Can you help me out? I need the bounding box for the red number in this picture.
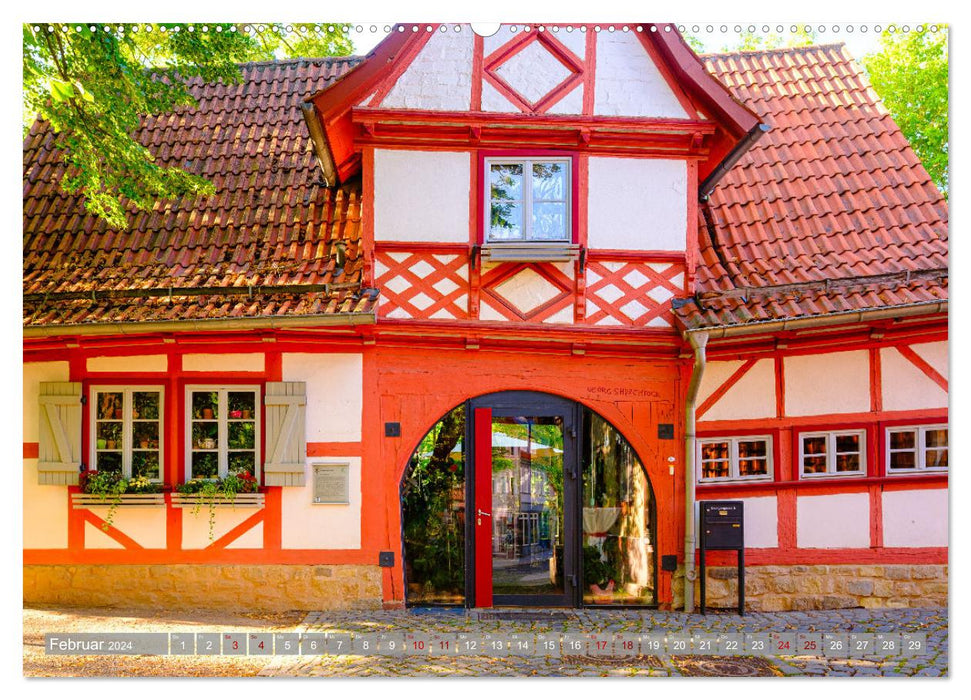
[233,641,239,650]
[778,640,790,650]
[597,641,607,650]
[623,641,633,650]
[414,641,425,650]
[258,641,264,650]
[804,641,816,650]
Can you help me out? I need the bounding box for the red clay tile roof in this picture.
[23,57,373,330]
[674,44,948,331]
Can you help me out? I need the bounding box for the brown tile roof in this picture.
[675,44,948,331]
[23,57,373,330]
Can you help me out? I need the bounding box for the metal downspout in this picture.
[683,330,709,612]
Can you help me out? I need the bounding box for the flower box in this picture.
[71,493,166,509]
[170,492,265,509]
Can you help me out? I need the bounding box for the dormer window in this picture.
[486,157,572,243]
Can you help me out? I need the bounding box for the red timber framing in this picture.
[693,328,948,569]
[307,23,759,185]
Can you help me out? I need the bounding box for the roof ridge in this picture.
[701,42,847,59]
[235,56,364,68]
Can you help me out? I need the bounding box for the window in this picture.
[186,386,260,480]
[89,387,164,481]
[486,158,571,242]
[887,425,948,473]
[799,430,866,478]
[698,436,773,482]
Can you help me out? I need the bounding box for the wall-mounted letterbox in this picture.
[701,500,744,550]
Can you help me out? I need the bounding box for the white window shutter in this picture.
[37,382,82,485]
[263,381,307,486]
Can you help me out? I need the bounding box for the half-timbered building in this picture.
[23,24,948,611]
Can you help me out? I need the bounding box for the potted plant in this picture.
[175,471,259,541]
[106,439,116,450]
[202,408,214,419]
[96,438,106,450]
[78,471,162,530]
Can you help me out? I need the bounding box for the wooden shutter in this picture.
[37,382,82,485]
[263,381,307,486]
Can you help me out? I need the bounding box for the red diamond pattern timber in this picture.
[479,262,575,323]
[374,251,470,320]
[584,260,686,328]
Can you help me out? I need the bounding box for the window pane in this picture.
[890,451,916,470]
[132,391,160,420]
[701,442,729,460]
[133,421,159,448]
[97,451,122,474]
[532,162,566,200]
[702,460,730,479]
[835,453,860,472]
[890,430,916,450]
[739,459,767,477]
[96,392,124,420]
[192,422,218,450]
[802,455,826,474]
[925,429,948,448]
[97,421,122,449]
[192,452,219,479]
[926,448,948,468]
[228,421,255,450]
[803,436,826,455]
[738,440,767,459]
[835,434,860,453]
[530,201,568,240]
[131,451,160,480]
[228,453,256,477]
[192,391,219,419]
[490,201,523,240]
[490,163,523,200]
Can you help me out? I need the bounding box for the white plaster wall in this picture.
[23,459,68,549]
[281,353,363,442]
[553,29,587,61]
[911,341,948,379]
[694,496,777,549]
[81,507,167,548]
[182,353,264,373]
[546,84,584,115]
[282,457,362,549]
[881,346,948,411]
[373,149,470,244]
[87,354,167,373]
[784,351,870,416]
[24,361,70,442]
[701,358,776,421]
[587,157,687,251]
[882,489,948,548]
[594,32,689,118]
[481,81,519,112]
[740,497,778,548]
[381,27,473,111]
[796,493,870,549]
[182,508,263,549]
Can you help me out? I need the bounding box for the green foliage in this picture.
[80,470,162,530]
[177,471,259,540]
[862,28,949,196]
[402,407,466,603]
[23,23,353,229]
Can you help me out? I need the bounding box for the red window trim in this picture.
[696,427,781,485]
[476,149,580,246]
[791,421,877,482]
[877,416,949,478]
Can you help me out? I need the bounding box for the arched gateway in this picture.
[401,391,656,608]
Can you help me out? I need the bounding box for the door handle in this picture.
[477,509,492,518]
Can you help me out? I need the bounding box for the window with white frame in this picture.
[186,386,260,480]
[886,425,948,473]
[799,430,866,477]
[90,387,164,481]
[698,436,773,482]
[486,158,571,242]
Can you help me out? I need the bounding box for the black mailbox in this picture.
[699,500,745,615]
[701,500,744,550]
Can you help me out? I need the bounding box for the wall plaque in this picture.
[313,463,350,504]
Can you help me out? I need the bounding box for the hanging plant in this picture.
[175,471,259,541]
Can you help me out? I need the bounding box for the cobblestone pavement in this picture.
[258,607,948,678]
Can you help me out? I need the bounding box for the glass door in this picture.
[472,393,577,607]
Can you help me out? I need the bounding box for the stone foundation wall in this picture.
[672,564,948,612]
[24,564,383,612]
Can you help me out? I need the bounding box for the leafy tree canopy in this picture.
[23,23,353,229]
[862,28,949,197]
